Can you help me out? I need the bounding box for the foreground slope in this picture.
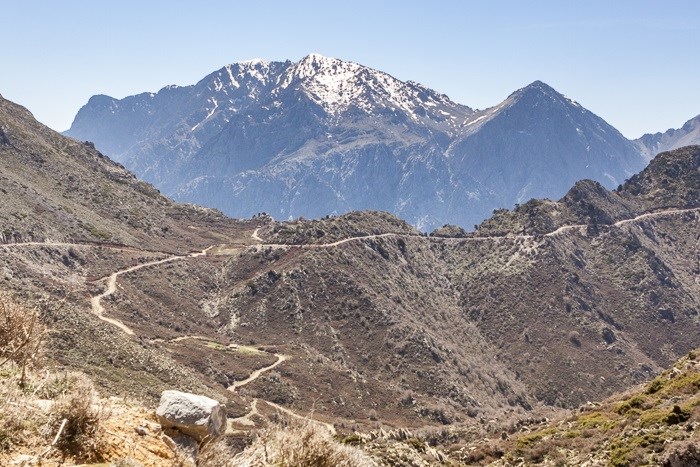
[66,55,646,230]
[464,349,700,466]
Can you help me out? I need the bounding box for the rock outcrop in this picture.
[156,390,226,442]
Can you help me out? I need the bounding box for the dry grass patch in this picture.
[47,373,108,461]
[0,290,45,387]
[208,419,376,466]
[0,367,109,463]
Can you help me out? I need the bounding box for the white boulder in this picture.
[156,390,226,442]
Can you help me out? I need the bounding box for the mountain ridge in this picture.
[65,54,647,230]
[635,113,700,160]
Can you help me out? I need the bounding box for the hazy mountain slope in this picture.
[448,81,645,208]
[66,55,646,230]
[635,114,700,160]
[476,145,700,236]
[65,60,290,188]
[152,54,485,230]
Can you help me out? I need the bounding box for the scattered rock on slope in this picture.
[156,390,226,442]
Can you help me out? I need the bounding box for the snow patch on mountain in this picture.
[276,54,469,126]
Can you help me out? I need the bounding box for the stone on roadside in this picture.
[155,390,226,442]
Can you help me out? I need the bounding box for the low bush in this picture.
[47,374,108,460]
[227,420,376,466]
[0,291,45,387]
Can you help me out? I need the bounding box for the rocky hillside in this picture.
[636,113,700,160]
[2,94,700,442]
[460,349,700,466]
[65,55,647,230]
[0,94,245,252]
[475,145,700,236]
[104,147,699,429]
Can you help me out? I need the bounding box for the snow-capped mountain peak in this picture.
[220,59,277,90]
[65,58,646,232]
[277,54,472,125]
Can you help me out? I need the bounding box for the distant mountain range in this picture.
[65,54,693,230]
[635,113,700,160]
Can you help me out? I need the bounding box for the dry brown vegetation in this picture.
[0,292,110,463]
[461,349,700,466]
[0,290,45,387]
[0,363,176,466]
[46,373,108,460]
[202,420,376,466]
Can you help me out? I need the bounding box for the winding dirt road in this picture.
[251,206,700,249]
[1,206,695,336]
[227,353,289,391]
[6,206,693,334]
[89,246,214,334]
[228,399,259,428]
[2,205,696,435]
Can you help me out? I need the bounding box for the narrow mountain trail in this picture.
[613,207,699,227]
[228,399,259,428]
[89,246,215,334]
[540,206,700,238]
[252,206,700,248]
[151,335,328,433]
[227,398,336,434]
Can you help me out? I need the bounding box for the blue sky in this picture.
[2,0,698,137]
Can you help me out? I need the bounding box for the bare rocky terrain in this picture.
[636,113,700,160]
[1,93,700,464]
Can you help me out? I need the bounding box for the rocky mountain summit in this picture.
[66,54,647,230]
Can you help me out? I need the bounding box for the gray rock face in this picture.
[155,390,226,442]
[635,114,700,160]
[447,81,645,206]
[66,55,647,230]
